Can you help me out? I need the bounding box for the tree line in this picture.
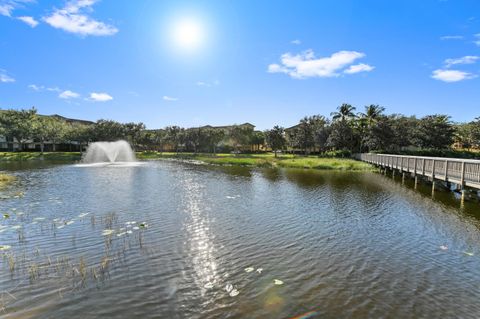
[1,105,480,156]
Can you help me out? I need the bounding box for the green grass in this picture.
[0,151,373,171]
[0,173,15,187]
[136,151,374,171]
[0,152,81,162]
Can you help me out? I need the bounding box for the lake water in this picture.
[1,160,480,318]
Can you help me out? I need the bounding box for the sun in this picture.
[172,19,204,50]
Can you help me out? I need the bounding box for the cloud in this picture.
[17,15,38,27]
[444,55,479,67]
[29,84,61,92]
[0,0,32,17]
[0,69,15,83]
[344,63,375,74]
[59,90,80,99]
[163,96,178,101]
[475,33,480,47]
[196,80,220,87]
[431,69,477,82]
[90,92,113,101]
[47,86,60,92]
[0,4,13,16]
[291,39,301,45]
[268,49,372,79]
[28,84,44,91]
[43,0,118,36]
[440,35,464,40]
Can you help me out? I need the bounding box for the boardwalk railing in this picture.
[357,153,480,190]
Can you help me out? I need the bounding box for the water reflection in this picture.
[179,173,219,300]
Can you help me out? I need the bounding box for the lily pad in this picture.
[229,289,239,297]
[244,267,254,273]
[273,279,284,285]
[0,245,11,251]
[256,268,263,274]
[204,282,214,289]
[102,229,114,236]
[463,251,474,256]
[139,222,148,229]
[225,283,233,292]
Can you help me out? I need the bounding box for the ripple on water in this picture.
[1,161,480,318]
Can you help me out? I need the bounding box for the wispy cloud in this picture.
[163,96,178,101]
[344,63,375,74]
[90,92,113,101]
[43,0,118,36]
[0,0,32,17]
[59,90,80,99]
[0,69,15,83]
[475,33,480,47]
[431,69,477,82]
[17,15,38,27]
[28,84,61,92]
[444,55,479,68]
[196,80,220,87]
[291,39,301,45]
[268,49,373,79]
[28,84,43,91]
[440,35,464,40]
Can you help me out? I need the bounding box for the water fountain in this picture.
[82,140,137,165]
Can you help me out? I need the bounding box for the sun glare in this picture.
[172,19,204,50]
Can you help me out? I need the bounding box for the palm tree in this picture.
[330,103,356,122]
[359,104,385,125]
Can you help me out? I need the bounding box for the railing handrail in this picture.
[360,153,480,164]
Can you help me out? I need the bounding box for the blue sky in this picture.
[0,0,479,130]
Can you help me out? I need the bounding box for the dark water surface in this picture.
[1,160,480,318]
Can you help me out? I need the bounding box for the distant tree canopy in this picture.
[0,104,478,156]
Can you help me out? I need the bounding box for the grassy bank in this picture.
[0,152,82,162]
[0,173,15,187]
[137,152,374,171]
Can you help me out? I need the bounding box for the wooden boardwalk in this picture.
[357,153,480,191]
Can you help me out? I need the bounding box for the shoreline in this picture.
[136,152,374,171]
[0,151,374,171]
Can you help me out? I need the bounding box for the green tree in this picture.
[33,116,68,153]
[250,131,265,152]
[93,120,126,141]
[65,123,94,153]
[327,120,357,151]
[165,126,185,153]
[412,115,454,149]
[185,128,204,153]
[203,128,224,154]
[124,122,146,150]
[229,125,253,153]
[265,126,286,157]
[330,103,356,122]
[0,108,37,151]
[362,117,395,152]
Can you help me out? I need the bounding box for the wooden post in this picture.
[422,158,426,176]
[444,160,448,181]
[414,158,417,175]
[432,159,436,179]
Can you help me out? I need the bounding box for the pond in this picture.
[1,160,480,318]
